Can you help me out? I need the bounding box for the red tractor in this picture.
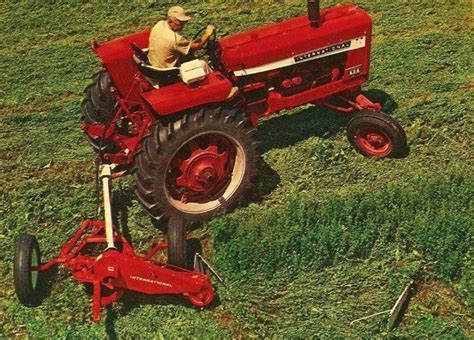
[82,0,407,224]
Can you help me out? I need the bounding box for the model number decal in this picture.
[347,65,362,76]
[294,41,351,62]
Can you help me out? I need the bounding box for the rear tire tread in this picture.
[133,106,259,223]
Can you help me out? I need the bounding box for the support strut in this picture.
[100,164,116,250]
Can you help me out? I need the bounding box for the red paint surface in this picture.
[219,4,372,71]
[141,72,233,116]
[85,2,379,166]
[35,220,214,321]
[94,29,150,101]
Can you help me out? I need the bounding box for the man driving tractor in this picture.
[148,5,215,68]
[148,5,239,97]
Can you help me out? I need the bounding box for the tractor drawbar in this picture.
[308,0,321,27]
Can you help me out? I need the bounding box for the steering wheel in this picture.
[192,26,217,59]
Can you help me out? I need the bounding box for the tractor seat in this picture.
[130,43,180,86]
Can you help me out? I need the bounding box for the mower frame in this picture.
[16,165,214,321]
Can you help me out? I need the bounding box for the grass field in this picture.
[0,0,473,338]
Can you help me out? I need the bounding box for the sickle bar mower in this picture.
[13,165,214,321]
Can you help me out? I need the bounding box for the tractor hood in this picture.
[219,4,372,73]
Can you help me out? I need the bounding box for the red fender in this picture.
[141,71,233,116]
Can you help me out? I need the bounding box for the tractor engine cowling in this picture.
[219,4,372,94]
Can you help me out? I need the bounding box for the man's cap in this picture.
[168,6,191,22]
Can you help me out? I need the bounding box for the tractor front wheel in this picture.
[133,106,259,224]
[347,110,408,158]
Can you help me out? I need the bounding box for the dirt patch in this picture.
[411,280,469,318]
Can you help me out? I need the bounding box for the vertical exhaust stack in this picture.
[308,0,321,27]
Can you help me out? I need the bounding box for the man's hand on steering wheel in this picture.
[205,25,215,37]
[191,25,217,59]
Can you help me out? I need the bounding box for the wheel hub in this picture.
[170,136,233,202]
[178,152,225,192]
[356,128,392,157]
[189,283,214,307]
[366,132,385,147]
[196,167,217,186]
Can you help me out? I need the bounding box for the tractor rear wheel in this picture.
[81,70,118,152]
[133,106,259,224]
[347,110,408,158]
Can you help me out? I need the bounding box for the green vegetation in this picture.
[1,0,472,337]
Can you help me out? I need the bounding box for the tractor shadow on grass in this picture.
[105,287,222,339]
[254,104,346,200]
[255,89,398,195]
[106,192,221,338]
[257,89,397,153]
[103,245,222,339]
[257,105,347,153]
[111,185,135,245]
[362,89,398,114]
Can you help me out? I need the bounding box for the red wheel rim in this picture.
[189,284,214,307]
[354,127,392,157]
[165,133,245,214]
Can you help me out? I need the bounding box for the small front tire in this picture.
[347,110,408,158]
[14,234,42,306]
